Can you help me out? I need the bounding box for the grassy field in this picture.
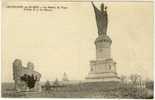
[1,82,153,98]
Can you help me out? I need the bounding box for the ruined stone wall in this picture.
[13,59,41,92]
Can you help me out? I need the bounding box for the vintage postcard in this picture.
[1,0,154,98]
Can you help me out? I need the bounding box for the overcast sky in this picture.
[2,1,153,82]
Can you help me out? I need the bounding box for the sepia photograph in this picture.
[1,0,154,98]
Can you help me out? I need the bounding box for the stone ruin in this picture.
[13,59,41,92]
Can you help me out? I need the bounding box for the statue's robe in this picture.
[92,2,108,35]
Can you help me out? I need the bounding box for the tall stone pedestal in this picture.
[86,35,120,82]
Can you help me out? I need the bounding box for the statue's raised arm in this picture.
[91,2,108,36]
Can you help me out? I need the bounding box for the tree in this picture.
[120,75,127,84]
[130,74,140,84]
[20,74,37,89]
[53,78,60,86]
[62,72,69,81]
[44,80,51,92]
[120,75,127,89]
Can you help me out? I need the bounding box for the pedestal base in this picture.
[85,59,120,82]
[85,72,120,82]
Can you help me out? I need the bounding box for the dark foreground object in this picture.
[2,82,153,98]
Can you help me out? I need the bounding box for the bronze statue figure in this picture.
[91,2,108,36]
